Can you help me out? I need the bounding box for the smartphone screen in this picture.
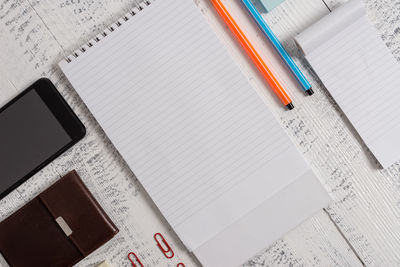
[0,79,85,198]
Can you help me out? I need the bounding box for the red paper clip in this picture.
[177,263,186,267]
[154,233,174,259]
[128,252,144,267]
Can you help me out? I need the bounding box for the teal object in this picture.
[241,0,313,94]
[259,0,286,12]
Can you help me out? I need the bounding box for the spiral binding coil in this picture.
[65,0,153,63]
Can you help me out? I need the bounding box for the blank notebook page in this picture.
[60,0,313,250]
[295,0,400,168]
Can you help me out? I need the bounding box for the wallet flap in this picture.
[0,198,82,267]
[39,170,118,256]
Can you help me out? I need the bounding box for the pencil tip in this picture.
[286,103,294,110]
[306,88,314,95]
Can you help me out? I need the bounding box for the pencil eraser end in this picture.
[97,260,114,267]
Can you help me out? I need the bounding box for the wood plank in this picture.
[243,211,363,266]
[262,0,400,265]
[27,0,135,52]
[0,0,362,266]
[34,0,362,266]
[0,0,391,265]
[0,69,17,106]
[0,1,197,266]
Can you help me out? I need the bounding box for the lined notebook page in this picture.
[60,0,313,250]
[295,0,400,168]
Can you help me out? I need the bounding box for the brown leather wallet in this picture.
[0,170,118,267]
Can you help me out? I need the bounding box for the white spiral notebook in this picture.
[59,0,331,266]
[295,0,400,168]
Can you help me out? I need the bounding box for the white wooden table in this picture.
[1,0,400,266]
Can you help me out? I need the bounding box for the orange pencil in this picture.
[210,0,294,110]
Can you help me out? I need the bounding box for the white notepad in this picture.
[295,0,400,168]
[59,0,330,266]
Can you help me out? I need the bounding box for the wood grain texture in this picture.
[0,1,198,266]
[262,0,400,265]
[0,0,399,266]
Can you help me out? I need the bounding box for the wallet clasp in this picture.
[56,216,73,236]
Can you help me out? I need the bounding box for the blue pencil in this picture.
[240,0,314,95]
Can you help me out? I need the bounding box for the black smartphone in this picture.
[0,78,86,199]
